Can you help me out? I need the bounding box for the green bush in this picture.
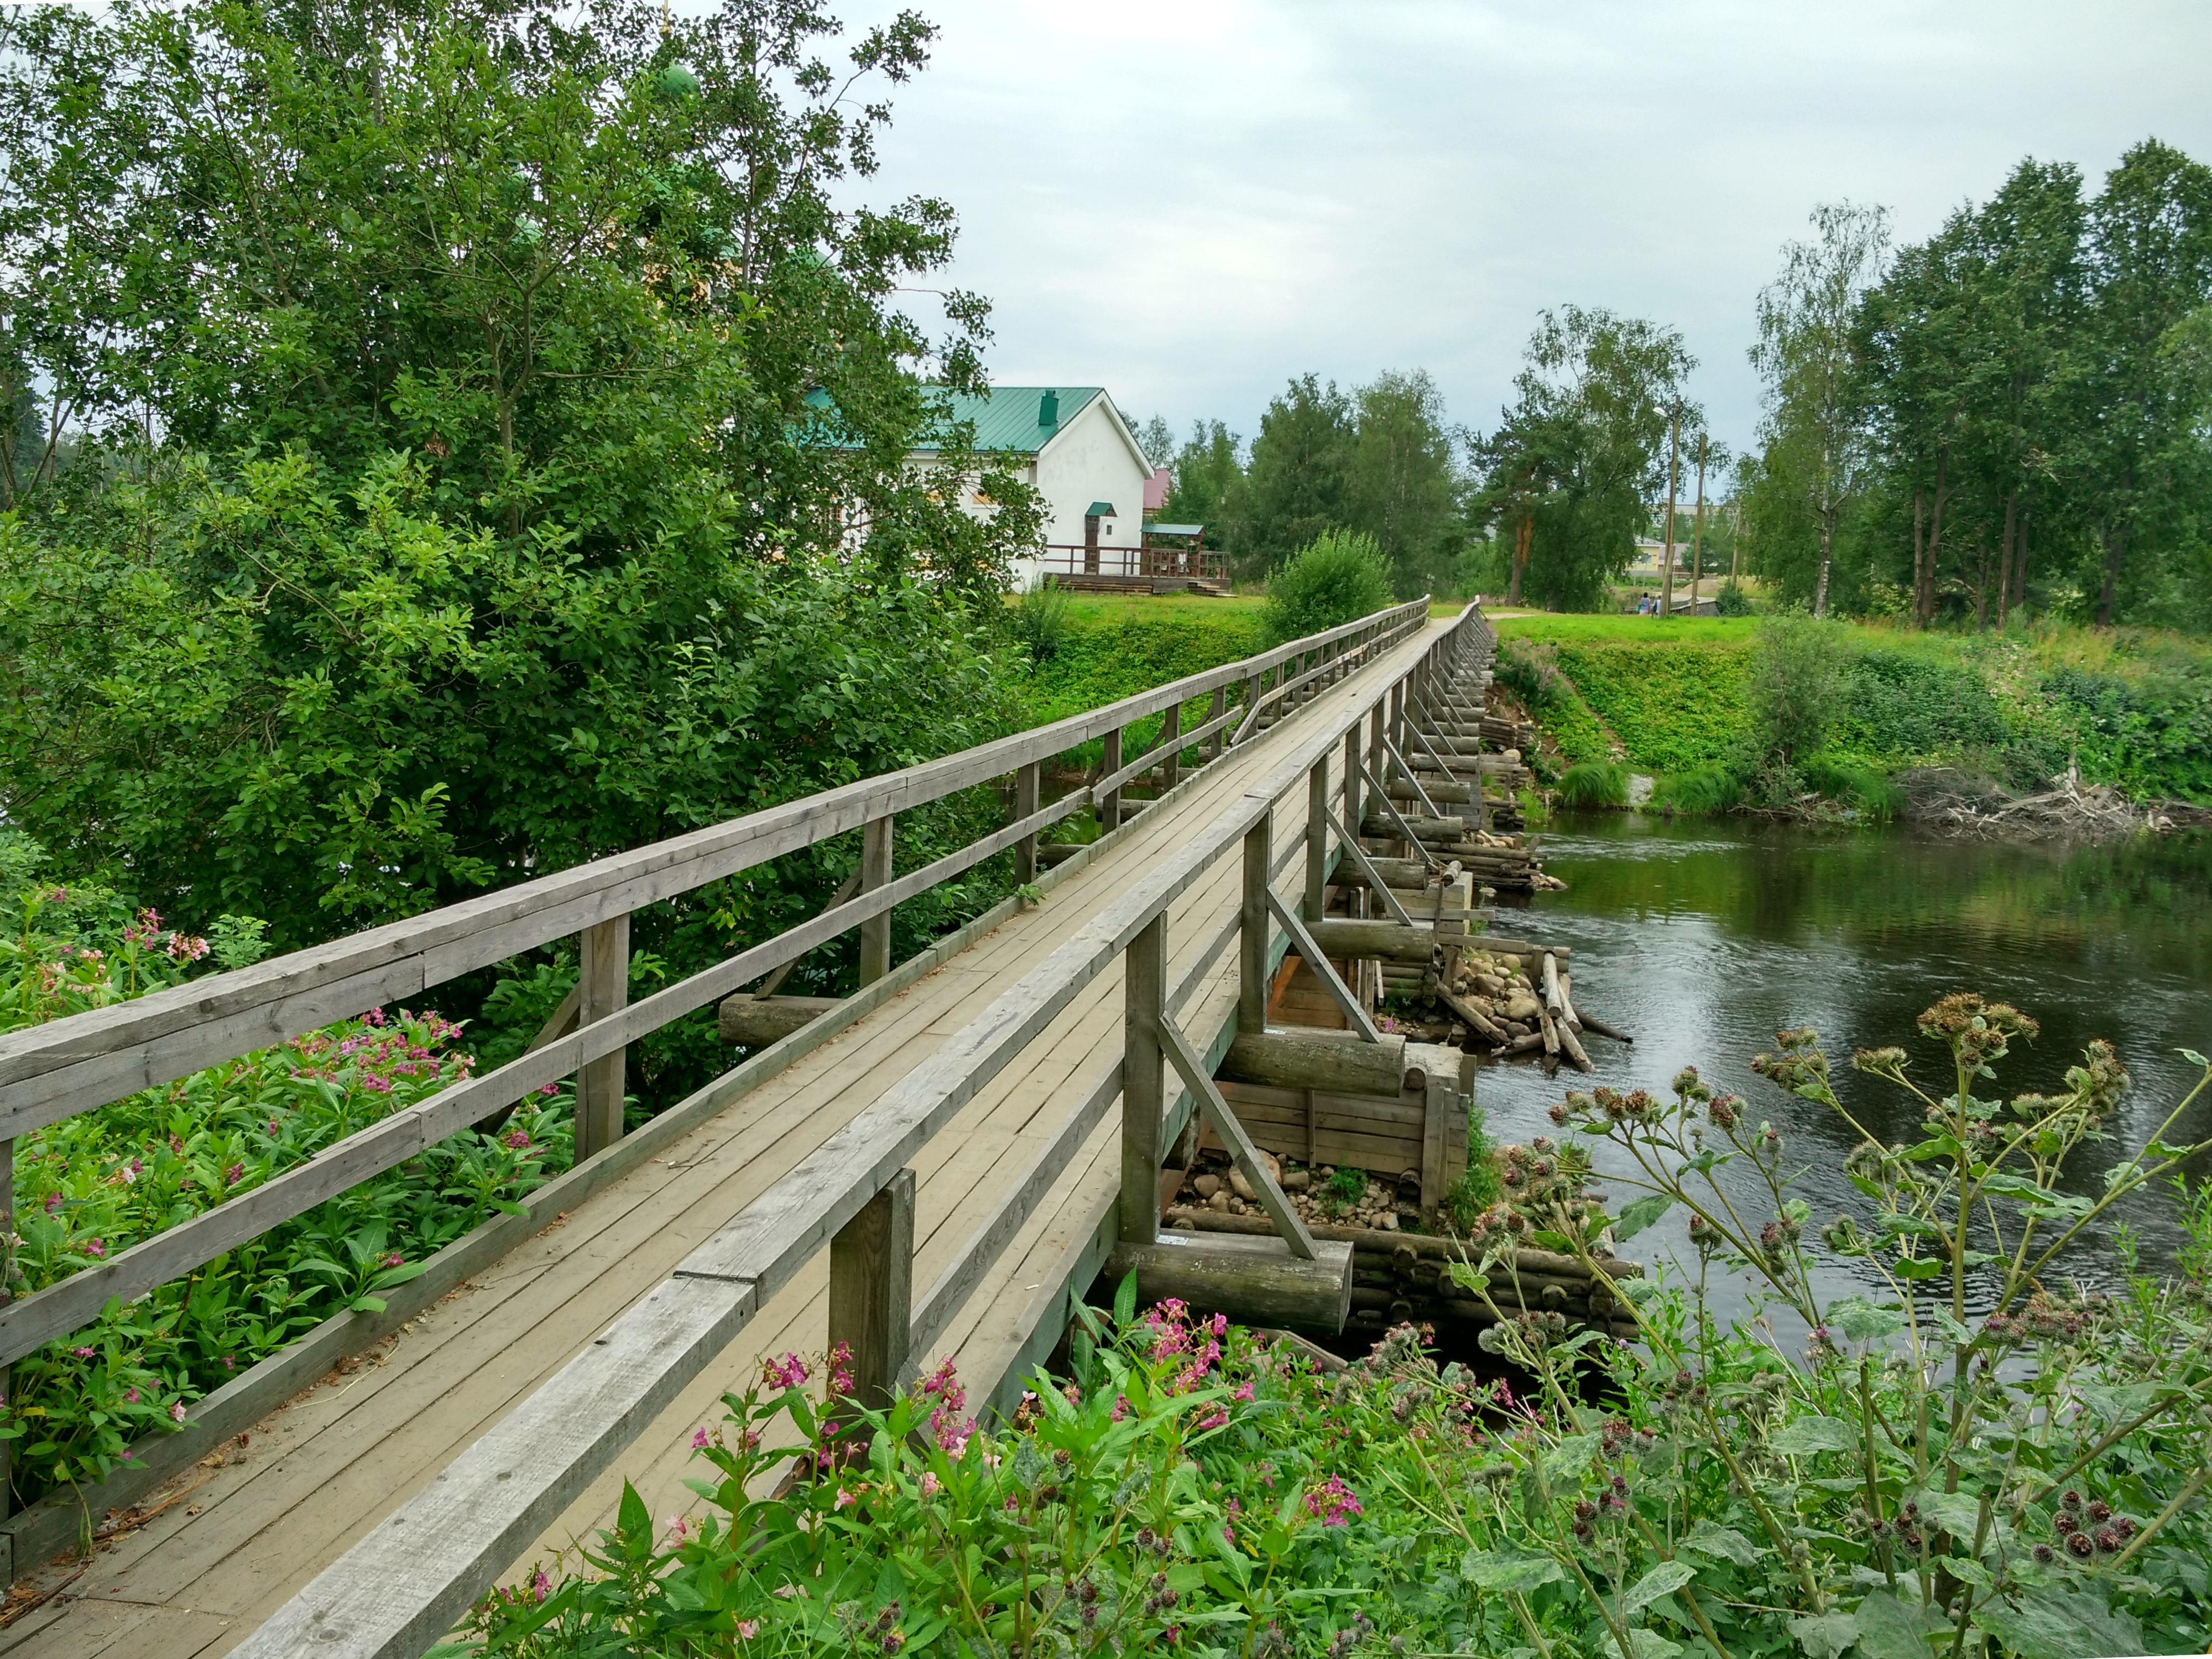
[1495,638,1610,764]
[1,844,570,1505]
[1009,577,1073,670]
[1713,579,1754,616]
[1750,611,1850,763]
[1648,764,1746,815]
[1800,755,1905,819]
[1557,760,1629,808]
[1833,650,2006,760]
[1260,529,1394,645]
[466,1004,2212,1659]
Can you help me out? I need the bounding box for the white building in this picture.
[916,385,1154,591]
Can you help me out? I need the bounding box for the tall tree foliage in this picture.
[1750,203,1892,617]
[1759,141,2212,630]
[1473,307,1694,612]
[0,0,1041,954]
[1161,418,1243,529]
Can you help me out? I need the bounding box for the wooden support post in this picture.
[1099,726,1124,833]
[1013,761,1041,886]
[1,1134,10,1520]
[1120,912,1167,1249]
[828,1167,914,1417]
[1304,755,1329,922]
[1420,1070,1450,1219]
[574,913,630,1162]
[1239,812,1272,1035]
[1208,686,1227,761]
[1367,703,1387,822]
[1389,682,1406,761]
[859,813,894,987]
[1159,700,1182,793]
[1342,724,1364,879]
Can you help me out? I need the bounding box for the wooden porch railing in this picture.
[1036,542,1233,583]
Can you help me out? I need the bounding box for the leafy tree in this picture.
[1750,202,1892,617]
[2073,140,2212,625]
[1474,307,1693,612]
[1133,414,1175,472]
[1162,418,1243,530]
[1230,374,1353,576]
[0,0,1041,992]
[1346,369,1464,598]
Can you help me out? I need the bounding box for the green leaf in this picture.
[1970,1588,2142,1659]
[1543,1432,1600,1480]
[1770,1416,1858,1456]
[1609,1630,1684,1659]
[1850,1589,1948,1659]
[615,1479,650,1545]
[1614,1194,1676,1242]
[1447,1261,1490,1295]
[1113,1269,1138,1328]
[1681,1521,1758,1567]
[1789,1609,1859,1659]
[1460,1548,1565,1594]
[1620,1559,1698,1615]
[1874,1212,1942,1239]
[1828,1295,1909,1343]
[1891,1255,1945,1281]
[2178,1047,2207,1067]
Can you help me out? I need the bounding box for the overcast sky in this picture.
[834,0,2212,468]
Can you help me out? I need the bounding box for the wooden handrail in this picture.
[234,599,1487,1659]
[0,597,1430,1370]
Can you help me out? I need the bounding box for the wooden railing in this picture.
[228,599,1489,1657]
[1036,543,1233,583]
[0,598,1429,1399]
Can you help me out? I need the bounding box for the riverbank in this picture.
[1492,612,2212,826]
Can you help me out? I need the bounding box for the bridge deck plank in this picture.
[6,615,1448,1657]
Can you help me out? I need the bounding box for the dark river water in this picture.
[1473,812,2212,1322]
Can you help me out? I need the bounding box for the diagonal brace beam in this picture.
[1265,889,1385,1044]
[1379,733,1443,820]
[1160,1017,1317,1260]
[1322,808,1416,927]
[1357,758,1442,873]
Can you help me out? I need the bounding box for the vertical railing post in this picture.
[1120,912,1168,1248]
[1207,686,1227,761]
[1343,723,1365,870]
[1239,811,1272,1036]
[1389,682,1406,761]
[1305,755,1329,921]
[1099,726,1124,833]
[1367,703,1387,833]
[1013,761,1041,886]
[1,1134,11,1521]
[1159,700,1182,795]
[859,813,894,986]
[828,1167,914,1418]
[575,912,631,1161]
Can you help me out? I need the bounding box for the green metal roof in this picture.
[803,385,1109,455]
[1084,500,1118,518]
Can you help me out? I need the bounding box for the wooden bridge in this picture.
[1,598,1509,1658]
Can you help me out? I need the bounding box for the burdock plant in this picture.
[1452,996,2212,1659]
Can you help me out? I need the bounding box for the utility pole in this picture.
[1660,406,1679,619]
[1689,432,1707,615]
[1730,497,1743,587]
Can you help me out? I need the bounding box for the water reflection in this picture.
[1472,814,2212,1324]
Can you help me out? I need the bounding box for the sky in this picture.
[833,0,2212,469]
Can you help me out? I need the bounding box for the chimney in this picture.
[1039,389,1059,427]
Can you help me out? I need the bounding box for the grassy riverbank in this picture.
[1016,593,1269,728]
[1494,613,2212,808]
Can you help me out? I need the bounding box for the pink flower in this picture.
[366,1006,386,1026]
[1302,1474,1363,1526]
[828,1340,855,1396]
[169,1402,187,1423]
[1194,1408,1229,1431]
[538,1082,560,1097]
[502,1128,533,1150]
[1233,1381,1255,1402]
[738,1619,761,1640]
[224,1163,244,1186]
[919,1472,940,1498]
[532,1569,551,1603]
[383,1252,404,1269]
[73,1346,95,1358]
[84,1238,106,1258]
[835,1486,857,1509]
[666,1516,691,1542]
[43,1193,60,1213]
[124,1386,140,1403]
[691,1427,711,1449]
[764,1352,809,1391]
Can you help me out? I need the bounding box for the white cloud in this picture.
[839,0,2212,462]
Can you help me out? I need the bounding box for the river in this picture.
[1473,812,2212,1320]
